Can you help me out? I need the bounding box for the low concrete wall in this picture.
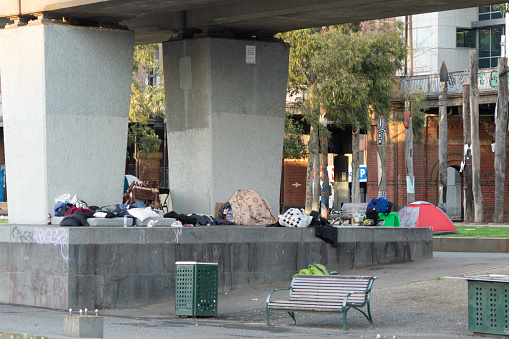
[434,237,509,252]
[0,225,433,310]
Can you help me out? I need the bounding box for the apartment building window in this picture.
[479,26,504,68]
[479,5,504,21]
[456,29,476,48]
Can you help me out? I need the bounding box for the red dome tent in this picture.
[398,201,458,235]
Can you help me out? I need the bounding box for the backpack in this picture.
[292,263,333,278]
[366,197,393,215]
[364,208,379,226]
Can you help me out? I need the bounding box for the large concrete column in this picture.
[0,20,134,224]
[163,38,289,216]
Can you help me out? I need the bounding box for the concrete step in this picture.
[434,237,509,253]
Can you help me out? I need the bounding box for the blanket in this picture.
[228,189,276,225]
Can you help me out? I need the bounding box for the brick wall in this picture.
[367,117,509,221]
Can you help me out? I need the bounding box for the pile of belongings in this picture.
[227,189,277,225]
[293,263,338,278]
[364,197,393,226]
[55,193,225,227]
[163,211,221,226]
[123,180,161,210]
[271,208,337,247]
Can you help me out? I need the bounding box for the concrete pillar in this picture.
[0,20,134,224]
[163,38,289,216]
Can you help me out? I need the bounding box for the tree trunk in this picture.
[462,83,473,223]
[312,127,321,212]
[470,50,483,222]
[377,118,387,198]
[404,101,415,204]
[438,62,448,212]
[304,127,315,214]
[495,57,508,222]
[319,124,330,218]
[351,129,360,203]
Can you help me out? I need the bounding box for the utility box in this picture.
[175,261,218,317]
[466,274,509,336]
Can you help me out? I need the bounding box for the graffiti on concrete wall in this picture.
[477,69,498,89]
[79,247,132,293]
[11,226,34,243]
[9,226,69,309]
[34,228,69,261]
[10,245,69,309]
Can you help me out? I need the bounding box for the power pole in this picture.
[495,57,508,222]
[462,83,473,222]
[377,118,387,198]
[470,50,483,222]
[404,100,415,203]
[438,62,448,212]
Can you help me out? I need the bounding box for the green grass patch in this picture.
[435,226,509,238]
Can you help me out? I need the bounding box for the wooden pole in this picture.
[319,124,330,218]
[438,61,448,212]
[352,128,360,203]
[409,15,413,76]
[495,57,508,222]
[312,127,321,212]
[377,118,387,198]
[462,83,473,222]
[470,50,483,222]
[404,100,415,203]
[304,126,315,214]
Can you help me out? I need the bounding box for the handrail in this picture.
[400,67,501,96]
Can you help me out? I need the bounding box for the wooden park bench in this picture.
[266,275,377,330]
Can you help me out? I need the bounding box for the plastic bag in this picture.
[278,208,313,228]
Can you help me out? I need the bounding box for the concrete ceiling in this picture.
[0,0,503,43]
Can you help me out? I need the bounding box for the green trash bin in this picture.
[466,274,509,336]
[175,261,218,317]
[378,212,400,227]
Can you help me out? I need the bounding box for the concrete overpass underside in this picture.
[0,0,504,43]
[0,0,501,223]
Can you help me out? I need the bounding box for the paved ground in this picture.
[2,252,509,338]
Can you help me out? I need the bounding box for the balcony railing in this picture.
[400,68,500,96]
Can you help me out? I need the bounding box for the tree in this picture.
[128,44,165,156]
[493,4,509,12]
[283,112,307,160]
[279,22,406,212]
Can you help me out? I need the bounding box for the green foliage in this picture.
[278,23,406,131]
[128,124,161,155]
[129,44,165,154]
[283,112,307,159]
[493,4,509,13]
[398,87,428,140]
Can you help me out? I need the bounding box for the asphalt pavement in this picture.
[2,252,509,339]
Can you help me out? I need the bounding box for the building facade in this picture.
[365,5,509,221]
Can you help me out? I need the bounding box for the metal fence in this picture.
[400,68,499,96]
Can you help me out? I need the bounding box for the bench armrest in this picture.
[342,291,366,307]
[266,286,291,304]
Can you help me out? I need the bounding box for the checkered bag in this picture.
[278,208,312,228]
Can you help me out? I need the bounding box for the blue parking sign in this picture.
[359,165,367,181]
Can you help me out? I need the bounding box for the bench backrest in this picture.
[290,275,376,305]
[341,203,368,217]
